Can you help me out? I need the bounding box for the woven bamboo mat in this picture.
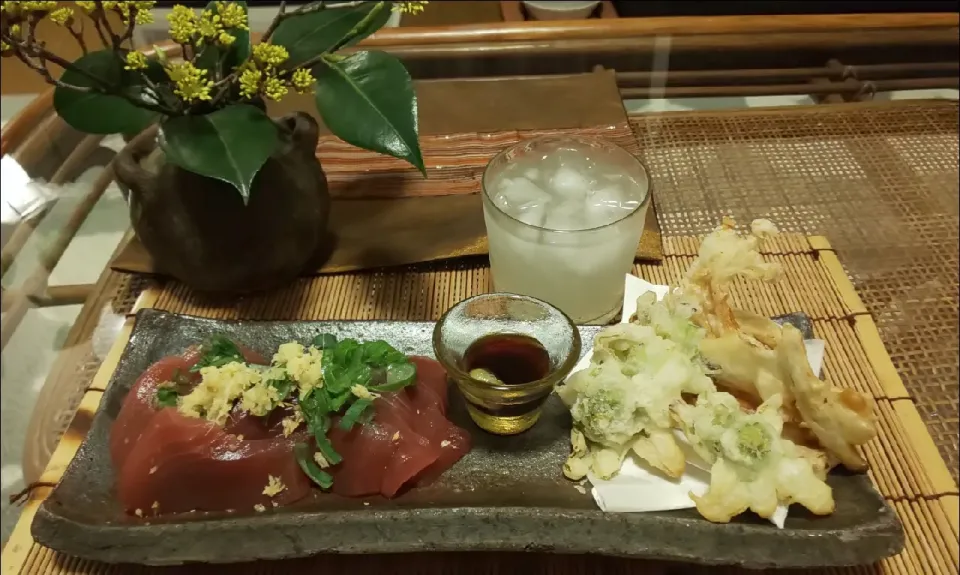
[630,100,959,484]
[3,233,957,575]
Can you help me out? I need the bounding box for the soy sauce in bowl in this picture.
[433,292,581,435]
[464,333,551,386]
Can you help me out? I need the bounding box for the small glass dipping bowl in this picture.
[433,293,581,435]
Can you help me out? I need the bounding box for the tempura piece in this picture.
[778,325,878,471]
[558,296,714,480]
[699,333,786,405]
[559,349,687,480]
[732,309,783,349]
[681,217,781,339]
[682,219,878,472]
[672,392,835,523]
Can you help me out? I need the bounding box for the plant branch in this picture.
[8,48,92,93]
[259,0,290,41]
[9,34,175,115]
[205,1,373,108]
[22,43,105,87]
[67,18,90,55]
[93,1,123,49]
[119,12,137,48]
[88,9,111,48]
[291,1,387,71]
[261,1,351,42]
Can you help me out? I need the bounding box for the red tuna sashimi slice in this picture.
[326,421,398,497]
[110,347,202,472]
[118,408,311,514]
[371,397,443,497]
[415,421,471,487]
[329,357,469,497]
[225,404,298,440]
[377,392,471,488]
[111,343,266,471]
[406,356,449,415]
[398,357,471,485]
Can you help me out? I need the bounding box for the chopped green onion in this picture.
[311,420,343,466]
[369,362,417,393]
[190,334,244,372]
[294,442,333,489]
[312,333,338,350]
[339,398,373,431]
[267,375,296,403]
[155,386,179,408]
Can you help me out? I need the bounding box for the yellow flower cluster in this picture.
[49,7,75,26]
[166,2,248,47]
[393,1,429,15]
[237,43,315,103]
[252,43,288,67]
[124,51,149,71]
[75,1,156,25]
[290,69,314,93]
[1,1,74,27]
[165,61,214,103]
[2,1,58,13]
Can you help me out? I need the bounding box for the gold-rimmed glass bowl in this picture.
[432,293,581,435]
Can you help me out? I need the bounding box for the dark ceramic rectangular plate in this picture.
[32,309,903,568]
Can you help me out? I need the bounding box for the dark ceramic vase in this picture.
[114,112,331,295]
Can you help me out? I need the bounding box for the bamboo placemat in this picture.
[3,233,957,575]
[630,100,959,483]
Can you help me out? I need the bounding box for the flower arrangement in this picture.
[0,1,427,201]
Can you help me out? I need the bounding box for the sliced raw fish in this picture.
[326,357,471,496]
[117,409,311,514]
[110,347,202,472]
[370,396,443,497]
[112,349,469,512]
[110,344,266,472]
[326,422,397,497]
[407,356,450,414]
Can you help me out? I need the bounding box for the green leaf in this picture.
[190,333,245,372]
[328,389,354,412]
[339,398,373,431]
[197,1,251,75]
[298,393,343,465]
[267,375,296,402]
[313,427,343,465]
[159,105,278,202]
[294,442,333,489]
[271,2,393,68]
[369,362,417,393]
[53,50,158,135]
[311,333,338,350]
[360,340,407,367]
[340,1,395,49]
[314,51,424,175]
[321,340,372,395]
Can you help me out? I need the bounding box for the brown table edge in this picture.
[626,98,958,120]
[363,13,960,46]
